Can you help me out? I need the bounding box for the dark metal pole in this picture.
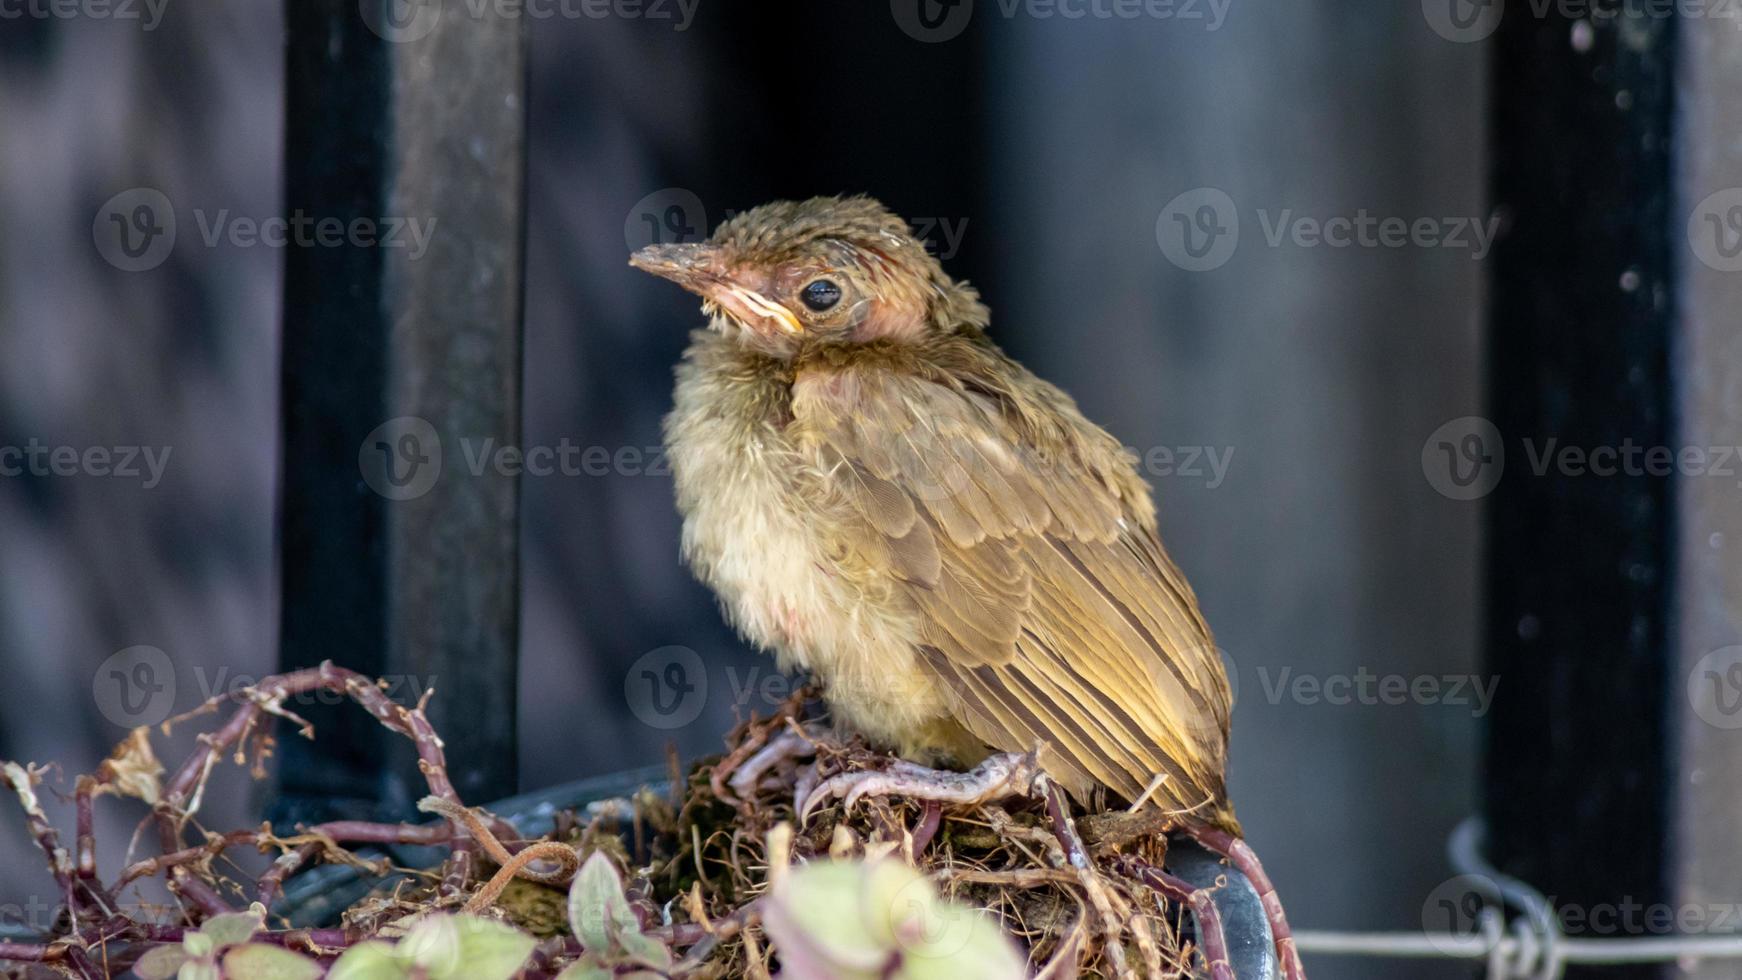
[1484,6,1677,979]
[276,0,526,823]
[1481,4,1742,977]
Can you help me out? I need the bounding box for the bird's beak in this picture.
[630,243,804,335]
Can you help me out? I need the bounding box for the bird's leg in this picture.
[797,751,1040,824]
[1115,854,1235,980]
[1182,824,1306,980]
[723,726,825,802]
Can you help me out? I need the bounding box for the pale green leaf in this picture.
[440,915,537,980]
[324,941,410,980]
[569,851,637,952]
[178,960,221,980]
[129,944,189,980]
[895,914,1027,980]
[399,914,463,974]
[552,961,614,980]
[182,933,215,959]
[198,907,266,950]
[763,860,894,973]
[219,943,324,980]
[615,927,673,971]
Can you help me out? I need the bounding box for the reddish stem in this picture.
[0,941,60,963]
[1116,854,1235,980]
[910,800,943,857]
[1184,824,1307,980]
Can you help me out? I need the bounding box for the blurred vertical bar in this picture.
[1672,15,1742,980]
[276,0,526,822]
[1491,9,1742,972]
[1484,6,1677,978]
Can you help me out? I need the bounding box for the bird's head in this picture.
[630,196,988,356]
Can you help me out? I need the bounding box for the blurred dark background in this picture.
[0,3,1492,977]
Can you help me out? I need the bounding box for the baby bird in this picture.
[634,196,1301,979]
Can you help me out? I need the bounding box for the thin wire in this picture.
[1290,818,1742,978]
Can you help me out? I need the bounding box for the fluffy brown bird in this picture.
[634,196,1301,978]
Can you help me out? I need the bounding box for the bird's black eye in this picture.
[801,278,842,312]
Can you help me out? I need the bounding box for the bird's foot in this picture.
[797,751,1040,825]
[726,727,825,801]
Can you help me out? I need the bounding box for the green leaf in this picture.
[761,861,889,977]
[615,927,673,972]
[893,913,1026,980]
[325,941,410,980]
[182,933,215,959]
[130,944,190,980]
[442,915,537,980]
[399,914,463,974]
[552,962,614,980]
[220,944,325,980]
[761,858,1026,980]
[569,851,639,952]
[198,907,267,950]
[178,960,221,980]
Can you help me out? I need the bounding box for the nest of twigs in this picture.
[0,664,1200,979]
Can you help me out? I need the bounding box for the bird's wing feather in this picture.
[792,351,1232,813]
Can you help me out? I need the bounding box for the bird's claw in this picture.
[797,751,1041,825]
[727,728,822,801]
